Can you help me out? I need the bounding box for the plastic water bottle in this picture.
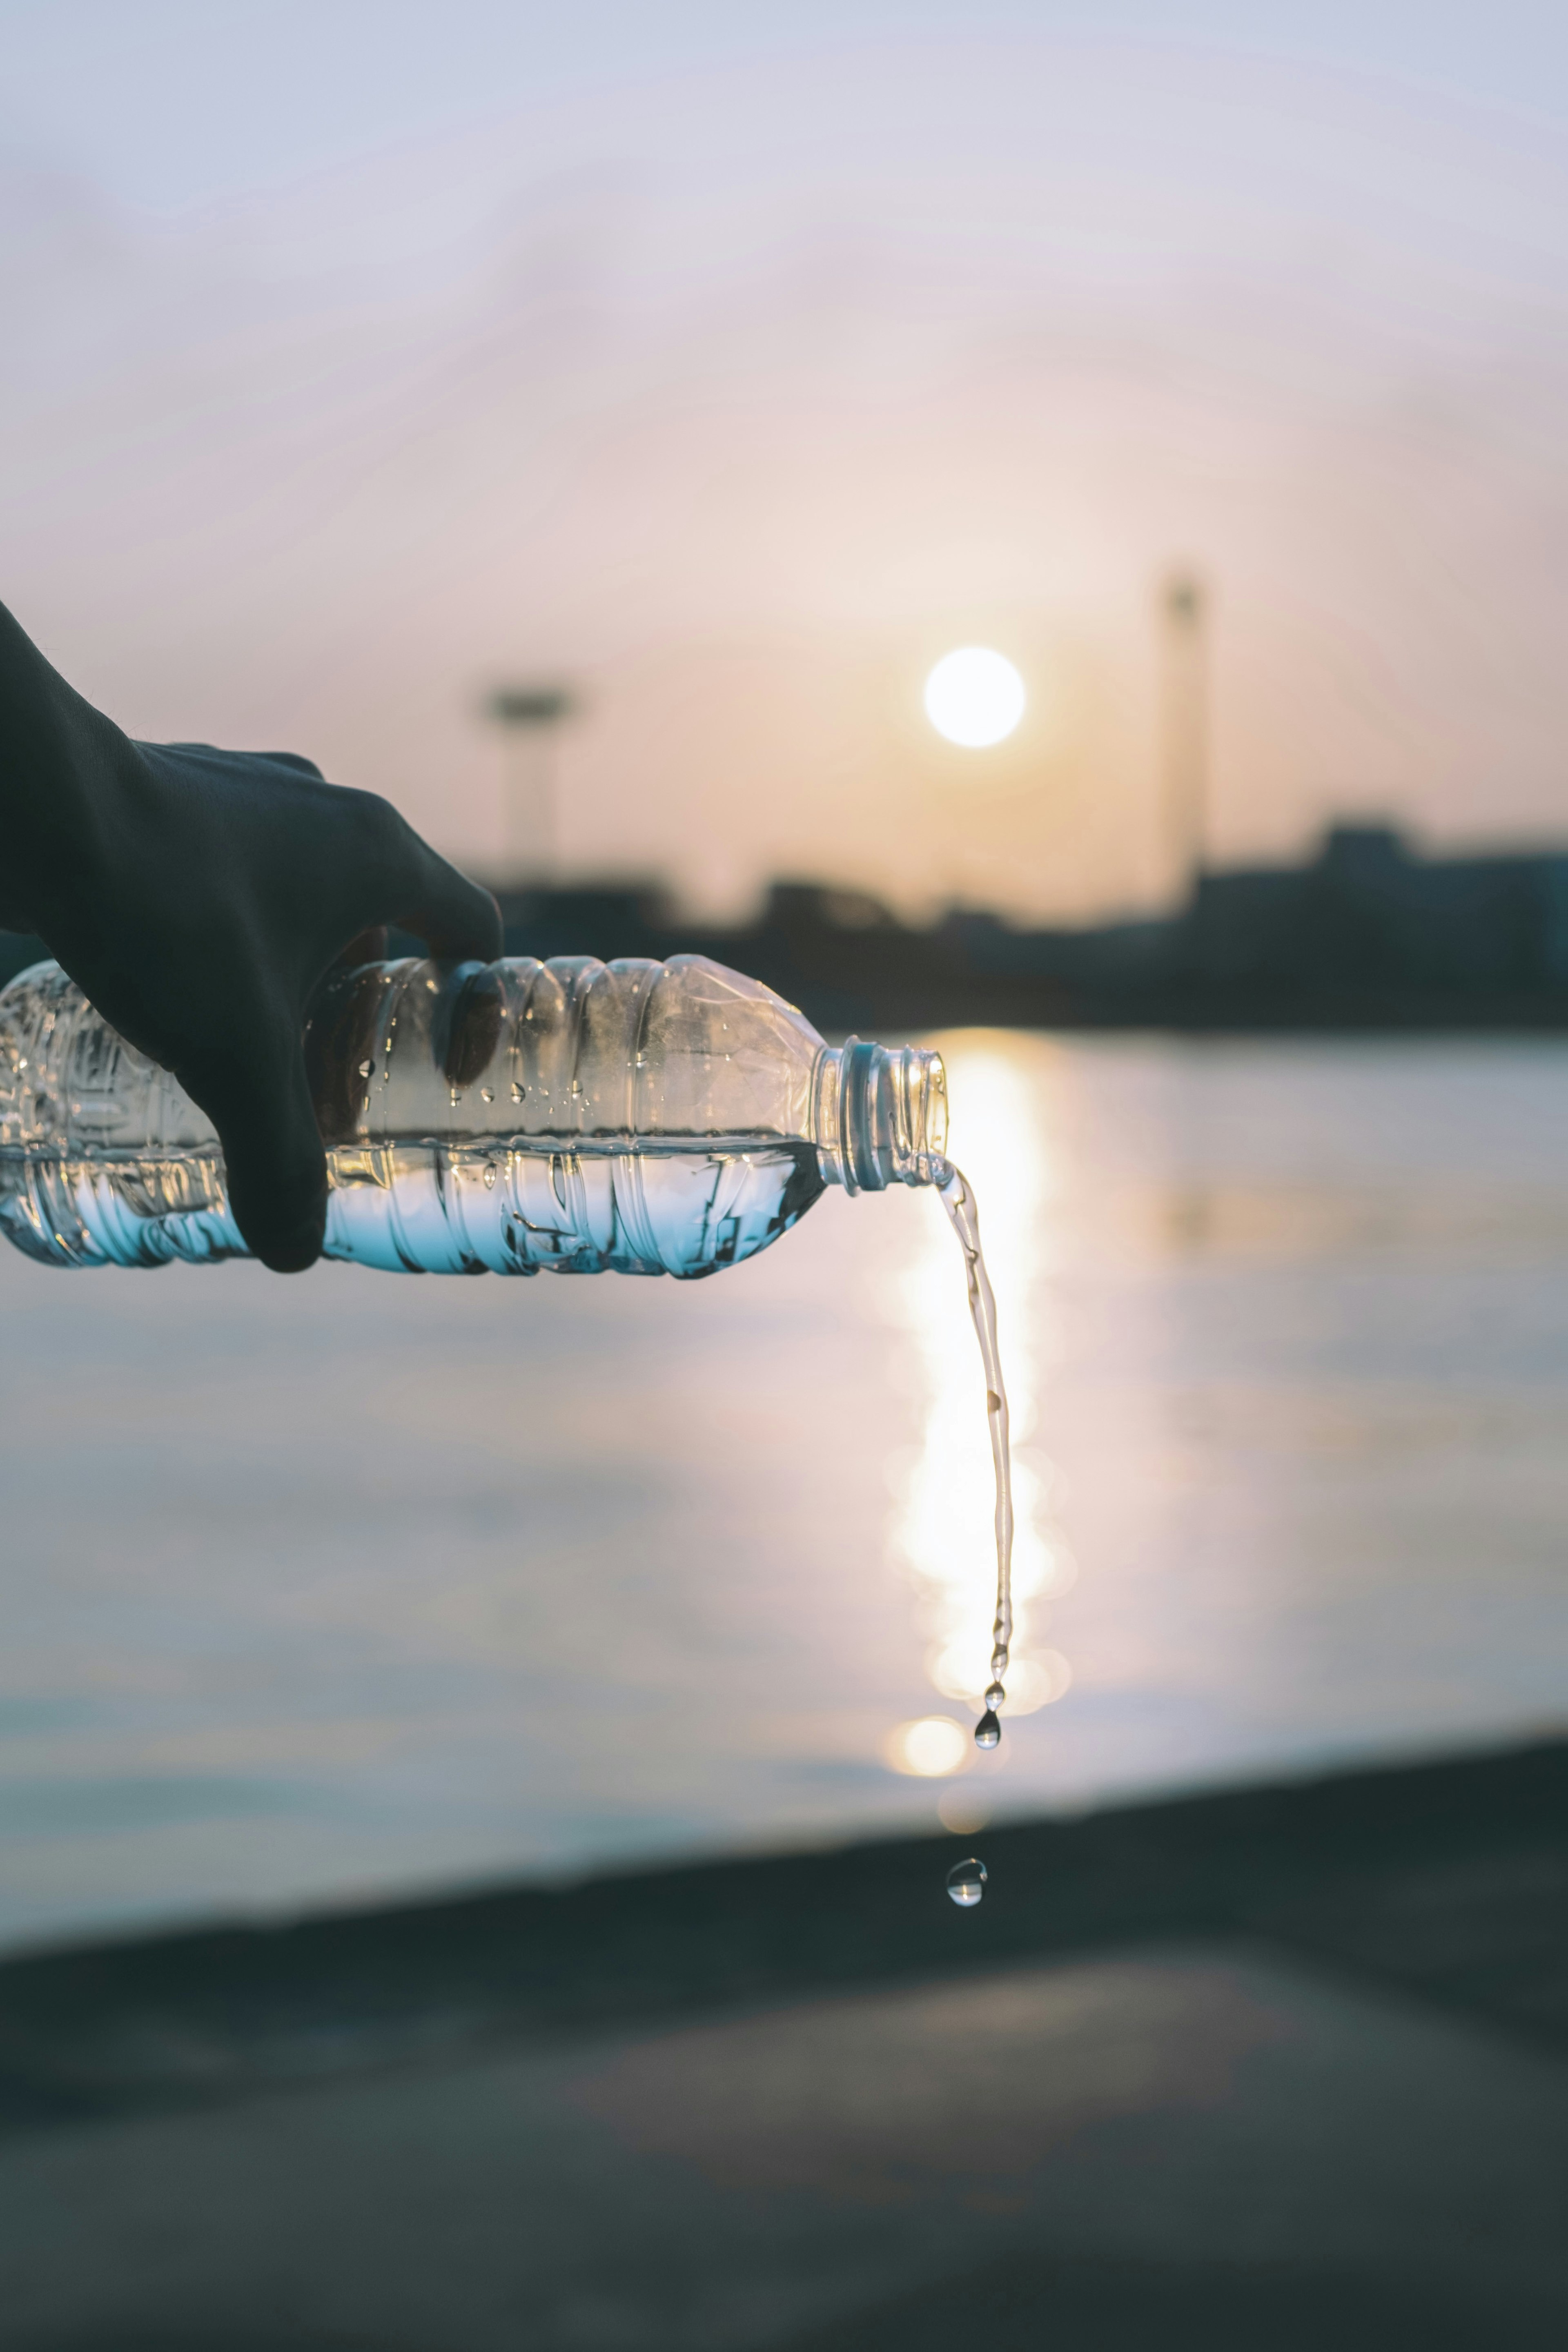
[0,954,949,1276]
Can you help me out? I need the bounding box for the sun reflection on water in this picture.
[887,1034,1075,1720]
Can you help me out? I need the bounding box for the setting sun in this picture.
[924,647,1027,748]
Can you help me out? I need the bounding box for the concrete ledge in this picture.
[2,1946,1566,2350]
[1,1736,1564,2131]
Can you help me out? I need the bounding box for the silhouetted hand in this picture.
[0,601,501,1271]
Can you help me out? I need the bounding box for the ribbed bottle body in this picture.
[0,954,943,1278]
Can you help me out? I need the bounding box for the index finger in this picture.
[369,809,503,966]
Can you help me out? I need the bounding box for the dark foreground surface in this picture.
[1,1737,1565,2349]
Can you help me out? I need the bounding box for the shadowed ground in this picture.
[0,1740,1564,2348]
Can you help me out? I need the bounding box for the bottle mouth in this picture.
[815,1040,949,1192]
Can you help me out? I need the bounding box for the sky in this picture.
[4,2,1568,919]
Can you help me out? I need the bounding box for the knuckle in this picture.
[347,788,411,866]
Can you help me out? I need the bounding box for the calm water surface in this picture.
[2,1034,1566,1948]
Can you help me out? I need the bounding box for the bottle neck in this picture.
[814,1039,949,1192]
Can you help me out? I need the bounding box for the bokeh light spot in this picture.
[884,1715,970,1776]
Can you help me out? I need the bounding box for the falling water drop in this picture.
[946,1857,987,1908]
[974,1710,1001,1750]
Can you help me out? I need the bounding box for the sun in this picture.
[924,647,1026,748]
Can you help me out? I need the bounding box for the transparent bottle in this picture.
[0,955,948,1276]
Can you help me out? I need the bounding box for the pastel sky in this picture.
[4,1,1567,918]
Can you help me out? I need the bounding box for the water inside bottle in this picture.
[0,1139,826,1281]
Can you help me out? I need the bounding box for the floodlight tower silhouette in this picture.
[1160,572,1209,906]
[483,683,577,884]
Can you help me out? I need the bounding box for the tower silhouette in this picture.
[1160,572,1208,905]
[483,683,576,882]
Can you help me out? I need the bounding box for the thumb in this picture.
[184,1025,329,1273]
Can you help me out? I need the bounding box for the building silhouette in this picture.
[483,824,1568,1035]
[6,821,1568,1038]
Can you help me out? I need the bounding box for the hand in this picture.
[0,602,501,1271]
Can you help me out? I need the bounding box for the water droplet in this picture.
[483,1164,497,1189]
[481,1087,494,1103]
[984,1682,1006,1711]
[510,1081,525,1103]
[450,1086,462,1107]
[946,1856,987,1908]
[358,1060,373,1078]
[974,1710,1001,1750]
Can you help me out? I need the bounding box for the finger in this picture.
[433,961,505,1087]
[156,745,330,784]
[257,751,327,780]
[367,808,503,965]
[330,925,388,972]
[185,1029,329,1274]
[361,820,505,1084]
[302,930,390,1142]
[304,959,385,1144]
